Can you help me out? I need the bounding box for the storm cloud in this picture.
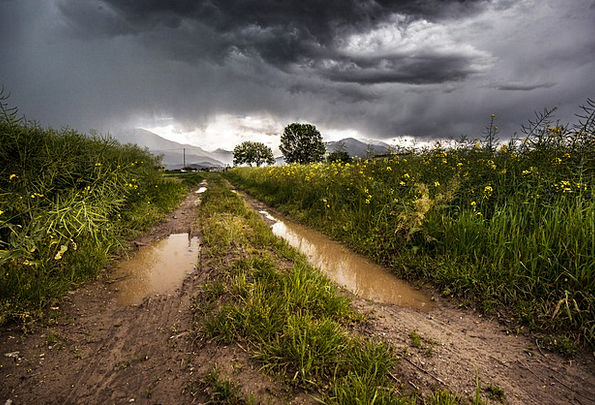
[1,0,594,149]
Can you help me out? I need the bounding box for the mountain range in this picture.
[108,129,393,169]
[112,128,232,170]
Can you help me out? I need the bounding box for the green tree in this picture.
[233,141,275,167]
[280,123,326,164]
[327,150,352,164]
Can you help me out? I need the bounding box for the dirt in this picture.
[2,185,595,404]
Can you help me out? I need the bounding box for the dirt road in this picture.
[1,187,594,404]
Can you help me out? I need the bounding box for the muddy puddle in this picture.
[261,211,433,310]
[112,233,200,306]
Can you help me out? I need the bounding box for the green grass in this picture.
[223,99,595,348]
[0,96,192,325]
[194,173,405,403]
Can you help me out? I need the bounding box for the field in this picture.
[225,102,595,351]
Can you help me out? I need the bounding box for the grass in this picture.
[0,95,194,326]
[223,99,595,348]
[194,173,407,403]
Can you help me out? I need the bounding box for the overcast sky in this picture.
[1,0,594,151]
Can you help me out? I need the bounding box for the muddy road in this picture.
[1,186,594,404]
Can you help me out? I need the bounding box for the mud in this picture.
[113,233,200,306]
[1,184,594,405]
[264,210,432,310]
[0,188,205,404]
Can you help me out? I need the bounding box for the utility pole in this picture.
[183,148,186,168]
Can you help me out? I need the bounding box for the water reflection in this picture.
[268,214,432,310]
[113,233,199,306]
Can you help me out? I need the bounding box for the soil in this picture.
[1,185,594,404]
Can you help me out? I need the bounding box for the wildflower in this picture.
[457,162,463,167]
[470,201,477,207]
[54,244,68,260]
[484,185,494,197]
[95,162,102,167]
[0,210,3,215]
[386,166,392,171]
[9,174,17,181]
[434,181,440,187]
[548,126,563,137]
[553,157,562,165]
[399,181,406,186]
[403,173,410,179]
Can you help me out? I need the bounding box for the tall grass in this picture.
[224,100,595,347]
[0,95,188,325]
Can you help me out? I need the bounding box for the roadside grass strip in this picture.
[194,174,409,403]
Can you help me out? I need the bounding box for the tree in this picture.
[327,150,352,164]
[279,123,326,164]
[327,140,352,163]
[233,141,275,167]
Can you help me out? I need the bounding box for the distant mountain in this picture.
[325,137,392,158]
[109,128,230,170]
[209,148,234,165]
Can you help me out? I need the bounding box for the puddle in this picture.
[113,233,199,306]
[265,212,433,310]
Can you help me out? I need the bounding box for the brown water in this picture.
[264,212,433,310]
[113,233,199,306]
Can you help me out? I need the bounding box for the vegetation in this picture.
[327,150,353,164]
[194,174,406,403]
[232,141,275,167]
[279,123,326,164]
[224,100,595,348]
[0,94,189,325]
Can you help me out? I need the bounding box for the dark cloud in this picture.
[56,0,488,84]
[495,82,556,91]
[1,0,594,149]
[319,54,483,84]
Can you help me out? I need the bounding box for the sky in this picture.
[1,0,594,151]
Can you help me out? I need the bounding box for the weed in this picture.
[195,365,245,404]
[70,345,82,360]
[410,330,422,349]
[486,383,506,401]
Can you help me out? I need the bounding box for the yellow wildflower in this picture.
[9,174,17,180]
